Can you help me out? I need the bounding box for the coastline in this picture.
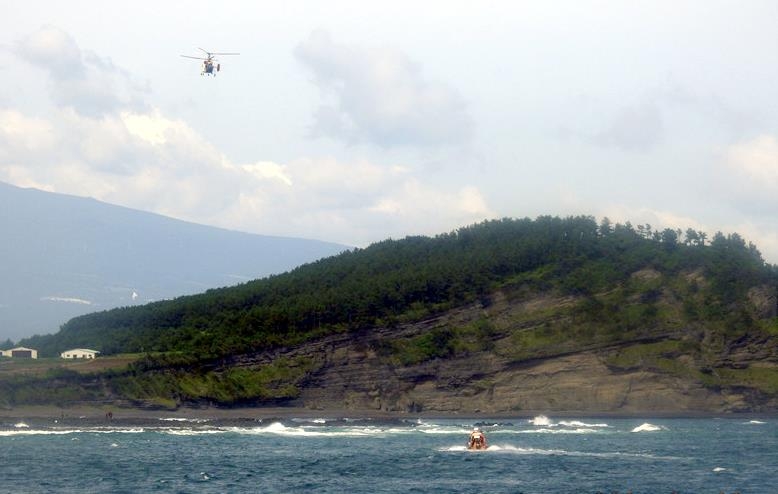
[1,404,774,429]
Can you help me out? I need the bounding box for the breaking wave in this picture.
[158,417,210,424]
[520,415,609,434]
[631,423,663,432]
[0,428,145,436]
[529,415,552,426]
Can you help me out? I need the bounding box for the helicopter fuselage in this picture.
[182,48,235,76]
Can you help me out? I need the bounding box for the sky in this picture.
[2,1,778,261]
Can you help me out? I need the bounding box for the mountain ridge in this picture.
[0,181,349,341]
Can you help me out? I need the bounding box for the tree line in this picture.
[19,215,776,359]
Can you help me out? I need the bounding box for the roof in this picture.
[61,348,100,353]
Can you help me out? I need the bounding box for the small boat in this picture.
[467,427,488,450]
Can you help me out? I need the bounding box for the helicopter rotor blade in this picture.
[210,52,239,56]
[181,55,207,60]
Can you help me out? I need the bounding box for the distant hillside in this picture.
[6,216,778,414]
[0,181,348,341]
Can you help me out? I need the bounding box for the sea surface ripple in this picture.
[1,415,774,493]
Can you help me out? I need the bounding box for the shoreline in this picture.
[2,404,775,428]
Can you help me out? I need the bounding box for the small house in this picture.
[60,348,100,359]
[0,347,39,359]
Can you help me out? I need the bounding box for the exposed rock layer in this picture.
[232,288,778,414]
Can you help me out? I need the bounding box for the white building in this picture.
[60,348,100,359]
[0,347,39,359]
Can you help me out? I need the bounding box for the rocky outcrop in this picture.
[290,339,762,414]
[748,285,778,319]
[227,286,778,414]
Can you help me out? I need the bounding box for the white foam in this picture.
[518,427,600,435]
[14,422,29,428]
[747,420,766,424]
[163,429,226,436]
[417,424,472,435]
[291,417,327,424]
[558,420,609,428]
[441,444,681,460]
[440,444,564,455]
[0,429,75,436]
[713,467,726,472]
[158,417,209,424]
[529,415,552,426]
[439,445,504,453]
[156,422,415,437]
[527,416,609,430]
[0,428,145,436]
[223,422,379,437]
[631,423,662,432]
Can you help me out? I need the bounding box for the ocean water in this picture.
[1,414,774,493]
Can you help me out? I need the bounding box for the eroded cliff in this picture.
[232,273,778,414]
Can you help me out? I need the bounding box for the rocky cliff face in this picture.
[293,337,768,415]
[232,282,778,414]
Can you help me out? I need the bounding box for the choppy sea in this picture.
[1,414,774,493]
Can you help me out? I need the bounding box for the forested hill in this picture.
[21,216,778,360]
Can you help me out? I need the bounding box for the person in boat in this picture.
[468,427,487,449]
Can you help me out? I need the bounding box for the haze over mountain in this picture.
[0,181,348,342]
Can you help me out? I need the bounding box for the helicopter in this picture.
[181,48,239,76]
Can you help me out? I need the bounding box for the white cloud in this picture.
[15,25,148,117]
[41,296,92,305]
[370,181,490,217]
[122,110,179,146]
[295,30,473,148]
[726,135,778,187]
[241,162,293,186]
[217,158,495,245]
[594,101,664,152]
[712,134,778,225]
[14,25,84,78]
[1,99,492,247]
[0,110,58,160]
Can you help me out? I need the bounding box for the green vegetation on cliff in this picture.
[7,215,778,410]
